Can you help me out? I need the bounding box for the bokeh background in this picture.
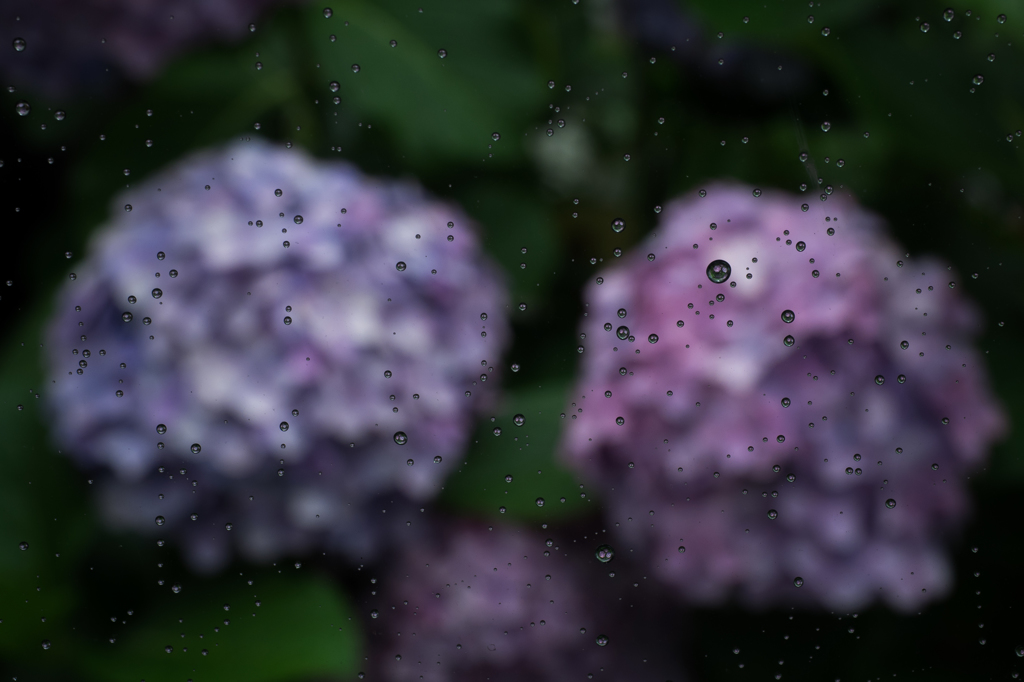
[1,0,1022,680]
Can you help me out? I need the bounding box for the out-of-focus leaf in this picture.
[439,383,594,521]
[307,0,543,165]
[80,573,360,682]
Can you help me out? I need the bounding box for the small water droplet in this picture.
[396,261,407,271]
[885,498,897,509]
[595,545,614,562]
[611,218,625,233]
[793,576,804,587]
[781,309,795,323]
[513,413,525,426]
[190,443,201,454]
[767,509,778,520]
[393,431,408,445]
[15,101,30,116]
[783,335,795,347]
[155,516,165,526]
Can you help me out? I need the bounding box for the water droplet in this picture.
[535,497,545,507]
[513,413,525,426]
[190,443,201,454]
[19,541,28,550]
[943,8,954,21]
[900,340,909,350]
[931,463,939,471]
[783,335,795,347]
[15,101,30,116]
[793,576,804,587]
[706,259,731,283]
[897,374,907,384]
[323,7,333,18]
[396,261,407,271]
[41,640,51,650]
[351,64,360,73]
[616,325,630,340]
[595,545,614,562]
[122,312,133,322]
[885,498,896,509]
[767,509,778,520]
[279,421,289,432]
[821,121,831,132]
[171,583,182,593]
[611,218,625,233]
[648,333,659,343]
[973,74,984,85]
[329,81,340,92]
[393,431,408,445]
[595,635,609,646]
[615,416,625,426]
[434,456,442,464]
[781,309,795,323]
[225,522,233,531]
[920,21,930,32]
[752,188,762,197]
[151,288,162,300]
[699,189,707,197]
[283,316,292,325]
[437,48,447,58]
[12,38,25,52]
[493,427,502,436]
[781,397,791,407]
[874,375,885,385]
[155,516,165,526]
[293,215,303,225]
[156,424,167,434]
[997,13,1007,24]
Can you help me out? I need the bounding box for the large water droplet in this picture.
[611,218,625,233]
[781,309,795,323]
[616,325,630,340]
[279,421,289,432]
[513,413,525,426]
[12,38,25,52]
[595,545,614,562]
[190,443,201,454]
[396,261,407,271]
[793,576,804,587]
[885,498,896,509]
[393,431,408,445]
[783,335,795,347]
[15,101,30,116]
[151,288,162,299]
[155,516,165,526]
[767,509,778,520]
[706,260,731,283]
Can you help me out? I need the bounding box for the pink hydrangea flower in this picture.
[561,184,1006,612]
[367,522,682,682]
[46,140,508,571]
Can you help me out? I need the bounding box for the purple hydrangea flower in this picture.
[0,0,294,96]
[562,184,1006,612]
[366,522,683,682]
[46,139,508,572]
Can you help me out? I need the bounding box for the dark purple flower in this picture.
[366,522,684,682]
[562,184,1006,612]
[46,139,508,572]
[0,0,295,96]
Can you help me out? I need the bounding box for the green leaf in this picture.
[439,382,595,521]
[79,573,361,682]
[307,0,543,165]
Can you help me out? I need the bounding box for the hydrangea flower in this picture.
[46,139,508,572]
[365,522,682,682]
[0,0,293,96]
[562,184,1006,612]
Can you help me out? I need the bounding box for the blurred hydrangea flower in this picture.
[46,139,508,572]
[366,521,682,682]
[0,0,294,96]
[562,184,1006,612]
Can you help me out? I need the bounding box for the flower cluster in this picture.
[562,184,1005,612]
[366,521,682,682]
[0,0,293,96]
[46,139,508,572]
